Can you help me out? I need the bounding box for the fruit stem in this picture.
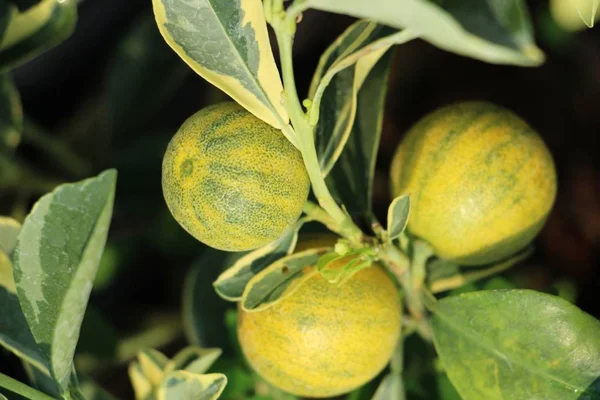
[272,1,364,246]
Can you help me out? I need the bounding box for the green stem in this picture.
[302,201,342,234]
[380,243,410,281]
[273,2,363,246]
[380,244,432,341]
[0,372,55,400]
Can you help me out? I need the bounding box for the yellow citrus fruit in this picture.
[390,101,557,265]
[238,260,401,398]
[162,102,310,252]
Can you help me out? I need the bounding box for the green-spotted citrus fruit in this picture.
[238,257,401,398]
[390,101,557,266]
[162,102,310,252]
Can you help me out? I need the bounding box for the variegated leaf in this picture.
[326,50,393,220]
[387,194,410,242]
[0,216,48,373]
[213,220,303,301]
[129,361,154,400]
[308,21,413,176]
[152,0,289,131]
[166,347,222,376]
[13,170,117,391]
[317,249,375,284]
[241,247,330,312]
[0,0,78,73]
[156,371,227,400]
[306,0,544,66]
[138,348,169,387]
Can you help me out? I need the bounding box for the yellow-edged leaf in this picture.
[308,21,416,176]
[165,347,222,375]
[213,220,303,301]
[138,348,169,387]
[152,0,288,130]
[241,247,330,312]
[128,362,154,400]
[306,0,544,66]
[156,371,227,400]
[0,0,77,73]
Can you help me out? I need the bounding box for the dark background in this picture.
[1,0,599,398]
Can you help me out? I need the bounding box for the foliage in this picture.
[0,0,598,400]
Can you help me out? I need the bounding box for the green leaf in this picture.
[166,347,222,375]
[326,50,393,219]
[107,14,190,137]
[372,373,403,400]
[432,290,600,400]
[0,74,22,150]
[0,286,48,373]
[387,195,411,242]
[402,334,460,400]
[156,371,227,400]
[306,0,544,66]
[152,0,290,132]
[308,21,401,176]
[12,170,117,391]
[213,220,303,301]
[0,0,78,73]
[0,215,21,256]
[0,222,46,373]
[241,247,329,312]
[22,361,60,397]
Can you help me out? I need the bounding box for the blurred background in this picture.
[1,0,599,398]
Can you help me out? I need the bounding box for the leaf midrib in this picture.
[204,0,282,124]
